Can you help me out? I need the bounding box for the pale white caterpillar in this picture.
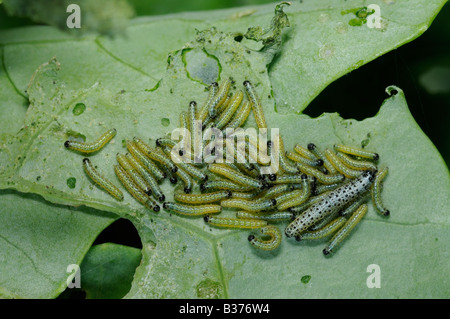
[284,170,376,238]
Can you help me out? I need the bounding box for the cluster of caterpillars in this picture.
[64,78,389,256]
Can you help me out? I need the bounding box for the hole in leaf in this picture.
[72,103,86,116]
[303,53,395,120]
[161,118,170,127]
[59,219,142,299]
[182,47,220,85]
[388,88,398,96]
[66,130,86,142]
[93,218,142,249]
[234,34,243,42]
[66,177,76,189]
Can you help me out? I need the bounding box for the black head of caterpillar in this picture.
[261,181,272,190]
[363,169,377,182]
[307,143,316,151]
[315,159,324,166]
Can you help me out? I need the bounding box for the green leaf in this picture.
[126,86,450,298]
[0,190,116,298]
[79,243,142,299]
[0,48,28,135]
[269,0,449,114]
[0,0,448,299]
[2,0,134,35]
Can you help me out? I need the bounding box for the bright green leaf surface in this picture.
[0,190,116,298]
[79,243,142,299]
[0,1,448,298]
[2,0,134,35]
[0,47,28,134]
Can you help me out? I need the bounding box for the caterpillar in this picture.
[82,158,123,201]
[208,163,267,190]
[297,216,347,241]
[339,194,369,217]
[334,144,379,161]
[116,153,152,196]
[285,170,376,238]
[276,174,311,211]
[160,146,193,193]
[124,152,166,202]
[188,101,203,161]
[272,174,305,185]
[133,137,178,173]
[163,202,222,216]
[204,215,268,229]
[178,111,190,157]
[323,204,368,255]
[197,82,219,123]
[324,149,362,179]
[371,166,390,216]
[155,138,177,149]
[230,191,257,200]
[237,211,294,222]
[314,182,342,195]
[214,90,244,130]
[277,136,299,174]
[294,160,345,185]
[335,151,377,171]
[294,144,318,161]
[200,179,256,193]
[126,140,167,181]
[255,184,293,201]
[307,143,337,175]
[113,164,160,212]
[220,198,277,212]
[187,101,197,138]
[216,93,232,116]
[65,128,116,154]
[226,100,251,130]
[271,188,305,207]
[248,225,282,251]
[174,190,232,204]
[287,190,335,214]
[208,78,231,119]
[286,150,323,168]
[243,80,267,129]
